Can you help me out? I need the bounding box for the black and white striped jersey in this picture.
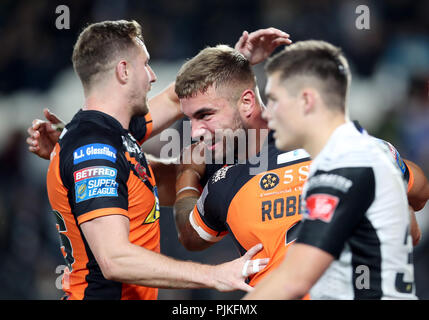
[296,121,417,299]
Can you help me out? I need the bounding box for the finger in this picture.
[234,31,248,50]
[249,28,289,41]
[26,137,37,147]
[267,27,290,38]
[27,125,35,136]
[241,260,251,277]
[243,258,270,278]
[242,243,263,260]
[28,145,39,153]
[258,258,270,267]
[272,38,292,45]
[43,108,62,124]
[32,119,44,130]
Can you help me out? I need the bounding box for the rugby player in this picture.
[40,19,271,300]
[245,40,425,299]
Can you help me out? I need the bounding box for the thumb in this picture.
[235,31,248,51]
[43,108,62,124]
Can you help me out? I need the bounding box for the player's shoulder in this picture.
[58,111,125,166]
[317,123,383,170]
[207,163,242,190]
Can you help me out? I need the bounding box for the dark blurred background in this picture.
[0,0,428,299]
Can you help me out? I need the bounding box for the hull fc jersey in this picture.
[190,132,312,286]
[296,122,417,300]
[47,110,160,300]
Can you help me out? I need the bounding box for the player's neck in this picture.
[83,90,132,129]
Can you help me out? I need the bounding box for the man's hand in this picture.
[235,27,292,65]
[176,142,206,199]
[26,108,64,160]
[212,243,269,292]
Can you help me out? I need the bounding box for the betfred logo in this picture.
[74,166,117,183]
[305,194,339,223]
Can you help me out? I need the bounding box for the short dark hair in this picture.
[72,20,143,88]
[265,40,351,109]
[175,45,256,101]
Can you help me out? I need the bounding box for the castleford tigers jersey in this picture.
[189,126,413,290]
[296,122,417,299]
[47,110,160,300]
[190,132,312,286]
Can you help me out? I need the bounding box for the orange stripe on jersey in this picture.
[407,163,414,193]
[47,144,90,299]
[191,206,228,242]
[77,208,129,225]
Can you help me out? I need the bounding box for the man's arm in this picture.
[244,243,333,299]
[26,83,183,160]
[26,28,292,159]
[173,142,213,251]
[145,154,179,207]
[403,159,428,246]
[146,82,183,139]
[80,214,266,291]
[404,159,429,212]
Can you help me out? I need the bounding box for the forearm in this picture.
[105,242,216,289]
[146,154,179,207]
[244,262,308,300]
[409,206,421,246]
[244,243,333,300]
[148,82,183,137]
[405,160,429,211]
[173,196,213,251]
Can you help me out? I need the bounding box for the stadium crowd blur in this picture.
[0,0,428,299]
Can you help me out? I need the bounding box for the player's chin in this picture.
[274,136,288,152]
[133,102,149,117]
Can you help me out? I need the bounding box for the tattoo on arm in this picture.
[173,196,213,251]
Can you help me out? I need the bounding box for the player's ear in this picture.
[238,89,256,118]
[115,60,129,84]
[300,88,316,114]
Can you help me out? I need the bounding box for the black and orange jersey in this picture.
[47,110,160,300]
[190,128,414,288]
[190,132,311,286]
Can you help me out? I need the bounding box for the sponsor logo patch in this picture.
[74,166,118,203]
[259,172,280,191]
[73,143,117,164]
[211,166,231,183]
[305,193,339,223]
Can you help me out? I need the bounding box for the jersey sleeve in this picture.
[189,167,232,242]
[377,139,412,191]
[128,113,153,145]
[61,131,130,225]
[296,167,375,259]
